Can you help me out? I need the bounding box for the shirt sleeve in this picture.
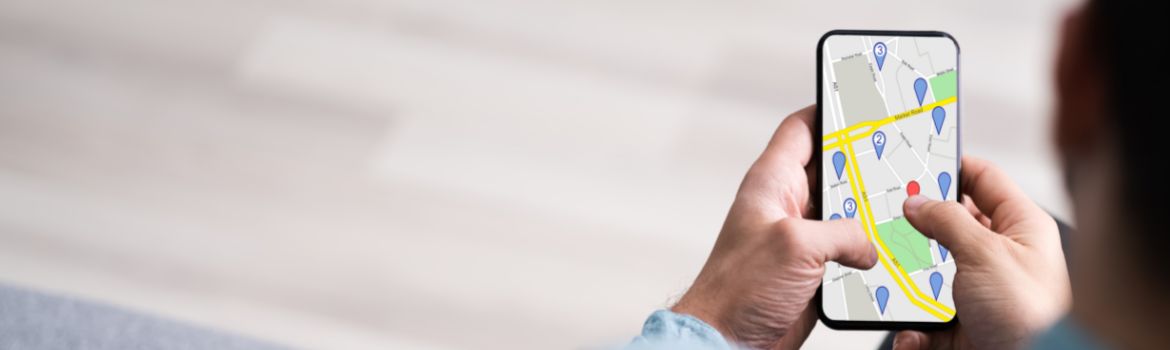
[1029,316,1108,350]
[625,310,736,350]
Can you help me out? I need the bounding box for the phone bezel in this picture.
[814,29,961,331]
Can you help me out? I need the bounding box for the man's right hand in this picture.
[893,156,1072,350]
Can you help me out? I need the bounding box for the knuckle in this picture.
[772,218,809,250]
[930,202,970,230]
[963,155,988,167]
[773,217,801,237]
[938,201,969,216]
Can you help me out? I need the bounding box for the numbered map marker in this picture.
[939,244,950,262]
[843,198,857,218]
[932,106,946,135]
[914,78,928,107]
[875,286,890,314]
[929,272,944,300]
[832,151,846,180]
[829,213,842,220]
[872,131,887,159]
[906,180,920,196]
[874,42,887,71]
[938,172,952,200]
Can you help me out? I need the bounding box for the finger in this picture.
[894,329,960,350]
[803,160,817,218]
[961,194,991,228]
[895,329,959,350]
[904,195,993,261]
[775,217,877,270]
[892,331,930,350]
[757,105,816,168]
[960,156,1051,233]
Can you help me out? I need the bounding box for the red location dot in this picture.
[907,180,921,196]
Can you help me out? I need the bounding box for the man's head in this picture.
[1054,1,1167,348]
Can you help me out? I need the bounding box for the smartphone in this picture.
[814,30,960,330]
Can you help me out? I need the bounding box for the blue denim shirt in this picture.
[1030,317,1107,350]
[627,310,736,350]
[628,310,1104,350]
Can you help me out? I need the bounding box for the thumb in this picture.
[776,218,877,270]
[903,195,992,261]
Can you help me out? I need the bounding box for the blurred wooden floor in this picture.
[0,0,1074,348]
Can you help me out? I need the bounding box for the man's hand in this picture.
[893,157,1072,350]
[672,106,878,349]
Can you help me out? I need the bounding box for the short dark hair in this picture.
[1091,0,1168,280]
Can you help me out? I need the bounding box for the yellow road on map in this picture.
[824,96,957,152]
[827,96,959,321]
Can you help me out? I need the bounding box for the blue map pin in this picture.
[932,106,946,135]
[929,272,944,300]
[829,213,842,220]
[843,198,857,218]
[914,77,928,107]
[872,131,887,160]
[875,286,890,314]
[938,171,952,200]
[939,244,950,262]
[874,42,887,71]
[832,151,846,180]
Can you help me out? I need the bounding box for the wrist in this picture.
[671,293,734,343]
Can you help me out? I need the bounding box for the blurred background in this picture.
[0,0,1077,348]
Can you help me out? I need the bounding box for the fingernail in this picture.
[904,195,929,213]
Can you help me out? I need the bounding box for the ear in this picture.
[1053,5,1109,159]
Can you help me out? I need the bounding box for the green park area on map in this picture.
[930,71,957,101]
[875,218,933,273]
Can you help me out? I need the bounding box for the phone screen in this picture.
[818,31,959,327]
